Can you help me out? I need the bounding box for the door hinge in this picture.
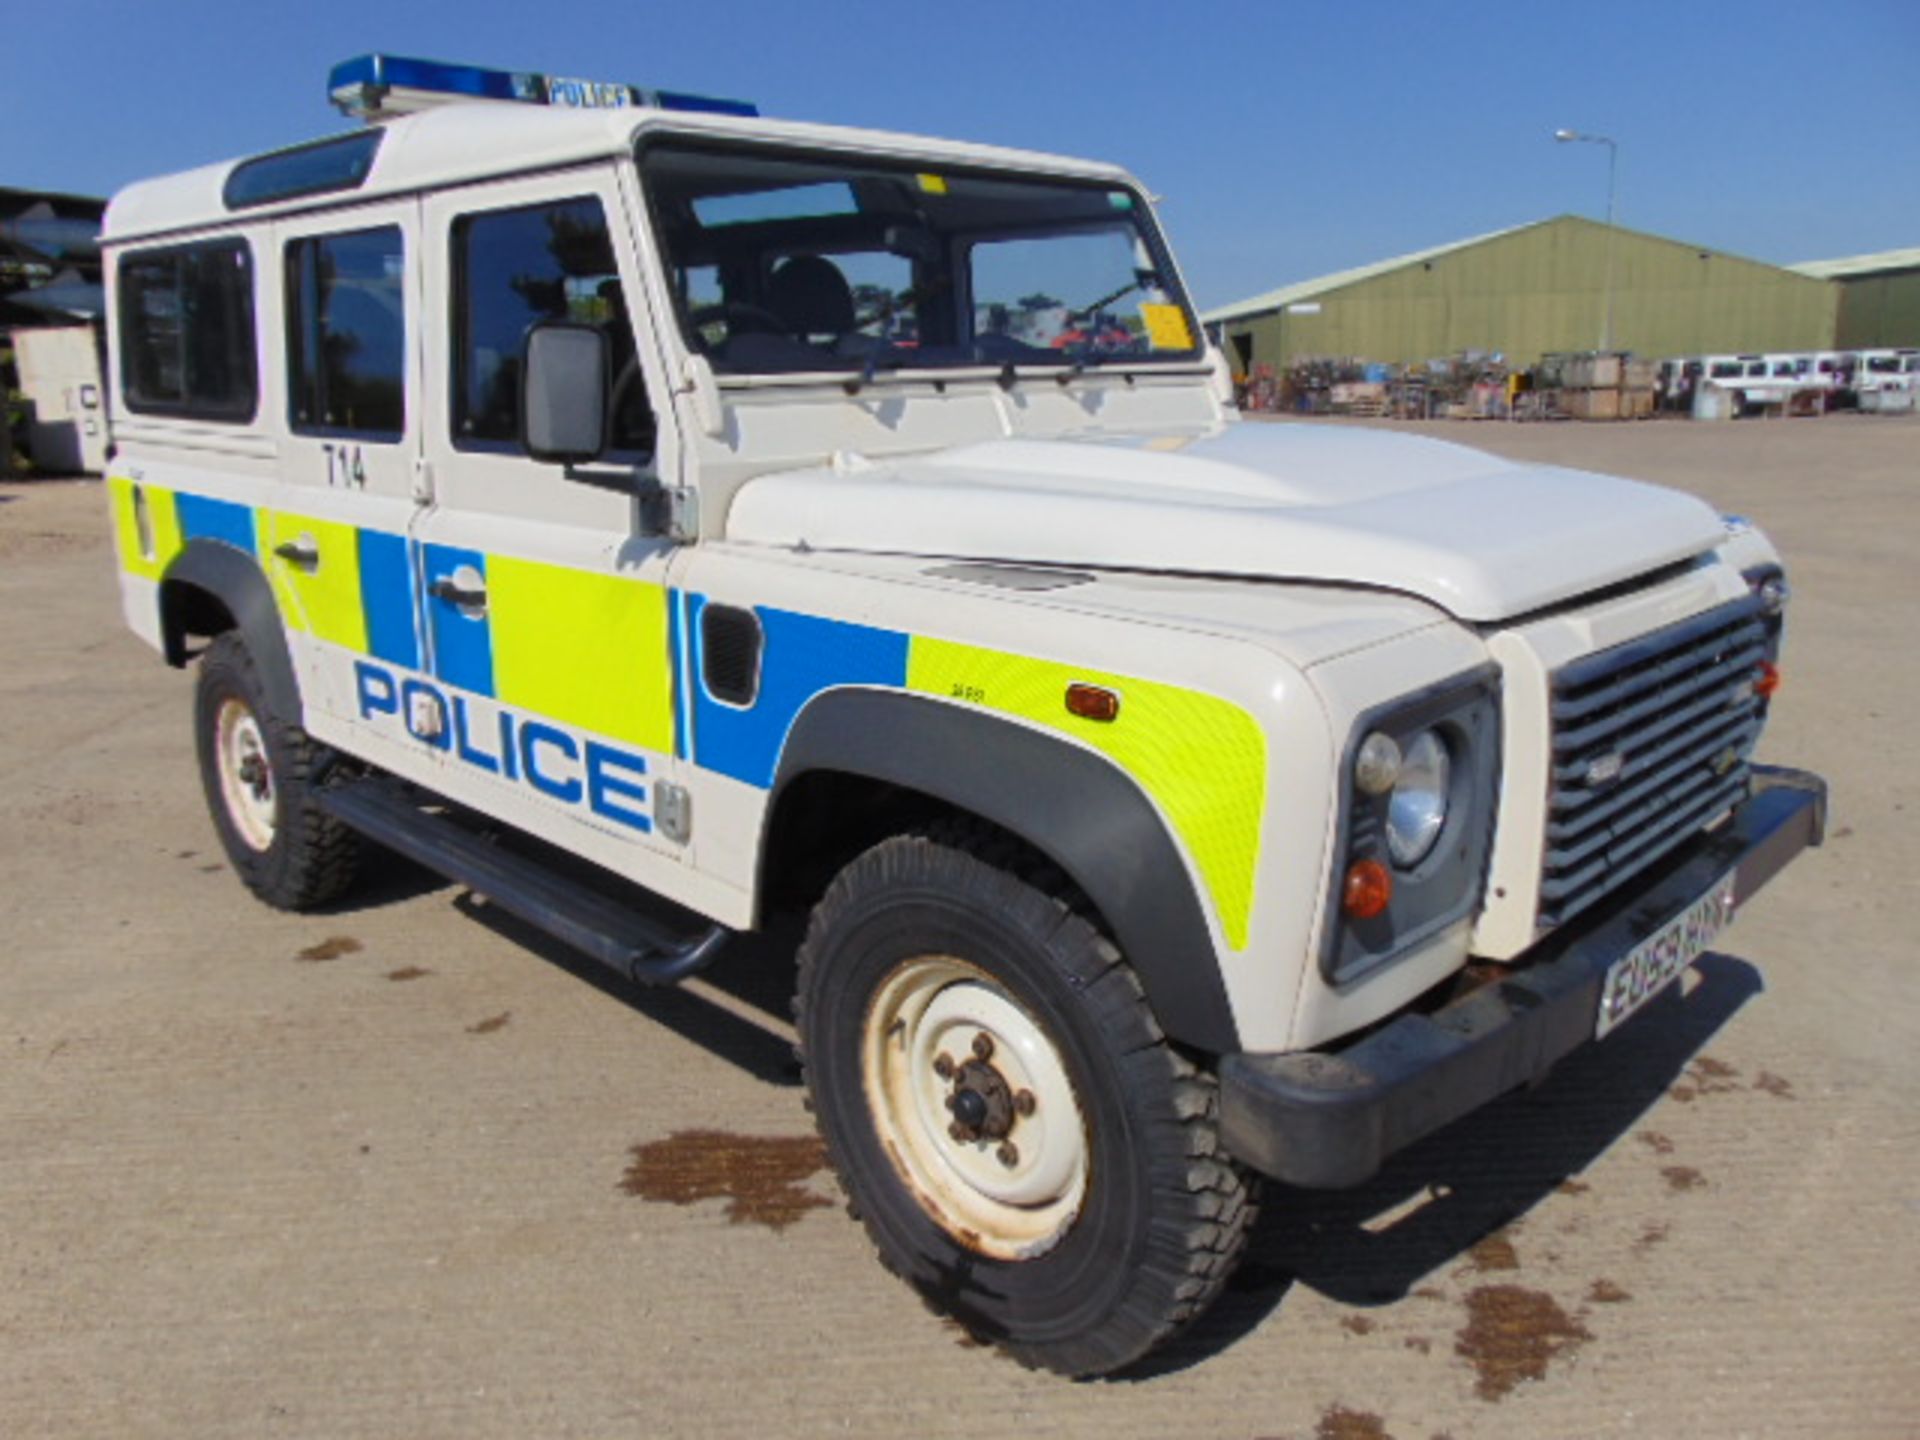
[411,457,435,505]
[656,782,692,844]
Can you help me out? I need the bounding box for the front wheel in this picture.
[795,825,1255,1376]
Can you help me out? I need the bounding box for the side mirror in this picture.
[523,322,608,464]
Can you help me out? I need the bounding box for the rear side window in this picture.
[224,130,382,211]
[452,195,653,455]
[286,226,406,439]
[118,240,258,420]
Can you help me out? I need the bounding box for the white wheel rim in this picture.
[215,697,276,851]
[862,955,1089,1261]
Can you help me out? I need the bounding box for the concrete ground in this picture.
[2,414,1915,1439]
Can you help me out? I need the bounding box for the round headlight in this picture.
[1386,729,1451,869]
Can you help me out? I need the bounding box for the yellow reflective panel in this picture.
[259,511,368,653]
[107,476,183,581]
[907,637,1266,949]
[488,556,674,754]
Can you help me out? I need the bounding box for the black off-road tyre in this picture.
[794,822,1256,1377]
[193,632,359,910]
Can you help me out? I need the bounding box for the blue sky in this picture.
[6,0,1916,310]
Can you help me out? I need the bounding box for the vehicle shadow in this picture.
[450,892,806,1089]
[321,845,805,1087]
[1123,951,1764,1379]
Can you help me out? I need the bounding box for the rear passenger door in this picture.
[410,168,685,874]
[264,202,425,725]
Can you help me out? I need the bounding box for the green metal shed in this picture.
[1790,247,1920,349]
[1206,215,1839,373]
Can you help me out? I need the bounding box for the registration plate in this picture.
[1595,875,1737,1039]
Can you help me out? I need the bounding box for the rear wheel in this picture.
[795,824,1255,1376]
[194,632,359,910]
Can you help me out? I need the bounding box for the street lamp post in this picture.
[1555,128,1619,353]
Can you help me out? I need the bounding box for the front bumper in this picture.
[1220,765,1826,1188]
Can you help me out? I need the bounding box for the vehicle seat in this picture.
[768,255,855,343]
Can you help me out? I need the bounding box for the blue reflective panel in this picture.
[421,543,493,698]
[690,600,909,789]
[175,493,256,552]
[356,529,419,669]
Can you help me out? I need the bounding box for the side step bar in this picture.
[319,776,731,986]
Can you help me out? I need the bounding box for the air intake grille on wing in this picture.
[701,604,762,706]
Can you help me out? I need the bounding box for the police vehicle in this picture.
[102,55,1826,1376]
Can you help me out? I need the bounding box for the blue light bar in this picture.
[328,54,757,121]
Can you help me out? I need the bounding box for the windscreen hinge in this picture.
[640,481,698,543]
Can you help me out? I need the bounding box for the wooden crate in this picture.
[1564,387,1623,421]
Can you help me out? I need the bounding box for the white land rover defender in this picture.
[102,56,1825,1376]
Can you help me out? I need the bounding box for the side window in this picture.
[286,226,406,439]
[118,239,258,420]
[452,195,653,455]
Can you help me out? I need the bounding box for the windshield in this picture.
[638,139,1201,377]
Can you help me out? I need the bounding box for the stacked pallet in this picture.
[1548,352,1658,421]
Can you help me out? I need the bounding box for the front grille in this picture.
[1539,594,1769,929]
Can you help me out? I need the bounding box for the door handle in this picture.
[430,576,488,611]
[273,537,320,571]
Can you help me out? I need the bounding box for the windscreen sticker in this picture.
[916,173,948,195]
[1139,303,1193,351]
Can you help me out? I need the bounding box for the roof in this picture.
[1789,246,1920,280]
[1203,215,1845,325]
[1201,219,1547,324]
[102,103,1130,244]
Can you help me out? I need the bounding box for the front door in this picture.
[408,165,686,878]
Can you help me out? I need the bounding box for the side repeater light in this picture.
[1065,683,1121,722]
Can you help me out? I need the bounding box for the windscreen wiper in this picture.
[843,340,912,395]
[1068,269,1162,323]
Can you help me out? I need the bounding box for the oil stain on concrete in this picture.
[1315,1405,1393,1440]
[1453,1284,1593,1401]
[620,1129,831,1232]
[296,936,363,962]
[1463,1227,1522,1273]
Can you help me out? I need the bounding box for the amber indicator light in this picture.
[1342,859,1393,920]
[1755,660,1782,698]
[1065,683,1121,722]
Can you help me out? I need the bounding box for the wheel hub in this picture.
[863,956,1090,1260]
[236,752,270,801]
[944,1054,1016,1142]
[214,697,277,852]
